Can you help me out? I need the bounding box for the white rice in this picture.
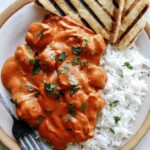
[67,44,150,150]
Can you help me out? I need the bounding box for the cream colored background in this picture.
[0,0,149,150]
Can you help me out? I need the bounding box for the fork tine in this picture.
[22,136,33,150]
[31,132,45,150]
[19,139,28,150]
[27,134,40,150]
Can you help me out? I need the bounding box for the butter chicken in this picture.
[1,14,107,150]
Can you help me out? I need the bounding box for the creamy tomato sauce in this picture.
[1,14,107,150]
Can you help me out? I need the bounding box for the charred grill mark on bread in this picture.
[78,0,109,32]
[110,0,125,43]
[35,0,149,48]
[117,11,147,49]
[119,5,148,42]
[64,0,95,31]
[66,0,110,39]
[35,0,60,15]
[116,0,149,48]
[49,0,65,16]
[113,0,119,9]
[123,0,141,17]
[53,0,81,22]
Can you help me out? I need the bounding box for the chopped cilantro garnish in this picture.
[34,91,40,98]
[29,59,38,65]
[81,101,87,111]
[38,30,44,38]
[72,46,82,55]
[27,85,34,91]
[110,100,119,107]
[66,114,72,122]
[10,99,19,107]
[32,65,41,75]
[29,59,41,75]
[69,85,80,96]
[37,115,45,125]
[110,128,115,134]
[68,104,76,116]
[49,53,55,60]
[44,82,60,96]
[123,62,133,70]
[82,39,88,46]
[114,116,121,125]
[26,45,32,51]
[58,52,67,63]
[72,57,80,65]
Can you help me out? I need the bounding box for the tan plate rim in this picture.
[0,0,150,150]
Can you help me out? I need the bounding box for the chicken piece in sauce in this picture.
[1,14,107,150]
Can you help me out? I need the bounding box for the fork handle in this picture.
[0,0,34,28]
[0,127,21,150]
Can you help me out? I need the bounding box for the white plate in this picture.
[0,3,150,150]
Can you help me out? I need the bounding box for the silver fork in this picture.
[0,94,45,150]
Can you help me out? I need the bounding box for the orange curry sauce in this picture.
[1,14,107,150]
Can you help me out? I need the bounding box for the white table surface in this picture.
[0,0,149,150]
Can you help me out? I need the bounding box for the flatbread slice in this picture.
[97,0,125,43]
[35,0,126,42]
[111,0,125,42]
[52,0,81,23]
[117,15,146,49]
[116,0,149,49]
[35,0,60,16]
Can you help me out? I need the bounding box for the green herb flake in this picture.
[72,57,80,65]
[110,100,119,107]
[27,85,34,91]
[69,85,81,96]
[81,101,87,111]
[114,116,121,125]
[10,99,19,107]
[29,59,38,65]
[37,30,44,38]
[58,52,67,63]
[72,46,82,56]
[44,82,60,96]
[110,128,115,134]
[82,39,88,47]
[68,104,76,116]
[58,67,69,74]
[50,53,56,60]
[26,45,32,51]
[123,62,133,70]
[32,65,41,75]
[66,114,72,122]
[29,59,41,75]
[37,115,45,125]
[34,91,40,98]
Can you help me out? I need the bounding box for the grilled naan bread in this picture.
[116,0,149,49]
[35,0,125,43]
[35,0,149,49]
